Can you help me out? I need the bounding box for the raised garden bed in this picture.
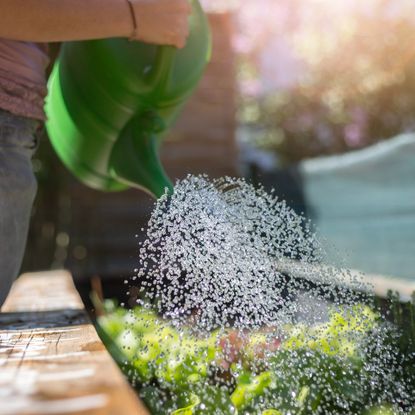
[3,271,412,414]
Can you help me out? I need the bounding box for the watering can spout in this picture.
[109,116,173,198]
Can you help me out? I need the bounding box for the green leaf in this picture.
[231,371,273,409]
[171,394,200,415]
[363,405,398,415]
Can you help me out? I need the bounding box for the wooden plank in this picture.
[0,270,149,415]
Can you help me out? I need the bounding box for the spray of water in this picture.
[105,175,415,414]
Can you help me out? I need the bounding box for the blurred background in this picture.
[22,0,415,296]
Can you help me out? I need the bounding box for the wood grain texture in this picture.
[0,271,149,415]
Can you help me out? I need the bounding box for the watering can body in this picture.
[45,0,211,198]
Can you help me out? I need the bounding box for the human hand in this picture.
[129,0,192,48]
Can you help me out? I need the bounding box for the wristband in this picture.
[126,0,138,41]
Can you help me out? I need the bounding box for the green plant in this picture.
[96,296,415,414]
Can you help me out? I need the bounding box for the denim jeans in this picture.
[0,109,39,307]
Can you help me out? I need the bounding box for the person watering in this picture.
[0,0,191,307]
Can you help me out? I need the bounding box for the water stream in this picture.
[108,175,415,414]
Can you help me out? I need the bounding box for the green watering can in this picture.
[45,0,211,198]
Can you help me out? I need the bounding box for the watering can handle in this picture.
[149,46,177,88]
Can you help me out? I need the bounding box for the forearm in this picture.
[0,0,132,42]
